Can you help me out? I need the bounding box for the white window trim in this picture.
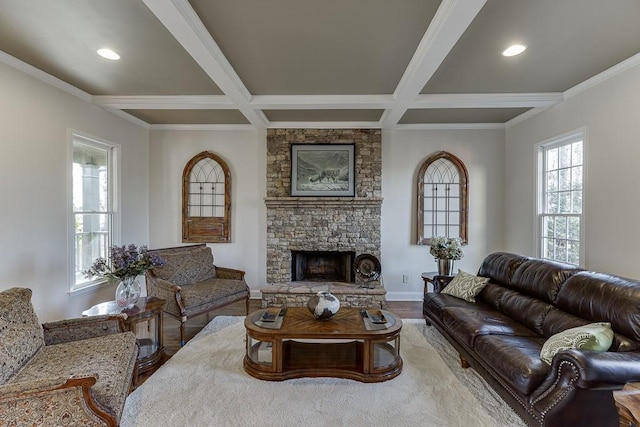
[534,127,587,267]
[67,130,121,294]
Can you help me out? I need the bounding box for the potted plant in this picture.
[85,244,165,309]
[429,236,464,275]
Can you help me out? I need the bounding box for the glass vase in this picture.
[115,276,141,309]
[437,258,454,276]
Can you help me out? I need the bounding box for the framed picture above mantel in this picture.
[290,144,355,197]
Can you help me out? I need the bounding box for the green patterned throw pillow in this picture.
[441,270,489,303]
[540,322,614,365]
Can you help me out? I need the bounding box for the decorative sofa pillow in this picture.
[540,322,614,365]
[441,270,490,303]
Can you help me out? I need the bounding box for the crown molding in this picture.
[0,51,91,102]
[564,51,640,99]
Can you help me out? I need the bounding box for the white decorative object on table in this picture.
[307,291,340,319]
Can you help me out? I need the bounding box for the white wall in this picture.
[0,62,150,322]
[505,63,640,277]
[148,129,267,293]
[382,129,505,300]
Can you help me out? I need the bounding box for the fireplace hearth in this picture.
[291,250,355,282]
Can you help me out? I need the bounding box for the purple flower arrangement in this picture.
[85,244,165,281]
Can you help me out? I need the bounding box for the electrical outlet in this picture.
[402,274,409,283]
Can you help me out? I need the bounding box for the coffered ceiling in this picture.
[1,0,639,130]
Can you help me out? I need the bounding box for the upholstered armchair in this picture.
[146,244,250,346]
[0,287,138,427]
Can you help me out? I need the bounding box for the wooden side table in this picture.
[82,297,166,378]
[615,383,640,426]
[422,272,455,293]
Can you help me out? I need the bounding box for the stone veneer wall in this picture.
[266,129,382,285]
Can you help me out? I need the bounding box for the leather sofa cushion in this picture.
[475,283,507,310]
[477,252,529,287]
[474,334,549,396]
[508,258,580,303]
[498,290,554,336]
[556,271,640,343]
[423,293,477,324]
[443,306,539,349]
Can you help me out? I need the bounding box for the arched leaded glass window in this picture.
[417,151,468,244]
[182,151,231,243]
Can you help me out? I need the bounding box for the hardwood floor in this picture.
[137,299,423,386]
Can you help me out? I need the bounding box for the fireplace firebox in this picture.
[291,251,355,282]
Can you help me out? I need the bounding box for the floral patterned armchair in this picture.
[0,287,138,427]
[146,244,250,346]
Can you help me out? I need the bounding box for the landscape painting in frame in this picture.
[291,144,355,196]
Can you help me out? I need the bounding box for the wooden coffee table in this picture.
[243,307,402,382]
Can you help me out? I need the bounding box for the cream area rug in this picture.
[121,317,525,427]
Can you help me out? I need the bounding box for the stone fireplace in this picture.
[262,129,386,308]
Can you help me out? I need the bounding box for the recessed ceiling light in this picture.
[502,44,527,57]
[97,48,120,60]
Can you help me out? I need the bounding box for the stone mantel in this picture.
[265,197,383,208]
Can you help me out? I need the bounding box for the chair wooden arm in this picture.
[215,266,246,280]
[0,375,117,427]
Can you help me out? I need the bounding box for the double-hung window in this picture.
[537,130,585,266]
[70,133,119,291]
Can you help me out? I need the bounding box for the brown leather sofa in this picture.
[423,252,640,426]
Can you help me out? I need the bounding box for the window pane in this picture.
[567,241,580,265]
[572,141,583,165]
[554,216,567,239]
[556,239,567,262]
[559,191,572,213]
[546,171,558,192]
[75,213,110,285]
[572,191,582,214]
[558,169,571,191]
[543,216,554,237]
[559,144,571,168]
[546,192,559,214]
[568,217,580,240]
[73,143,108,212]
[546,148,558,171]
[571,166,582,190]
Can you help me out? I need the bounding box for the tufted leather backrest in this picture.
[477,252,529,286]
[555,271,640,344]
[508,258,581,303]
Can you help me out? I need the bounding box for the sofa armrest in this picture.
[0,375,117,427]
[145,275,185,318]
[215,266,246,281]
[556,350,640,389]
[42,315,126,346]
